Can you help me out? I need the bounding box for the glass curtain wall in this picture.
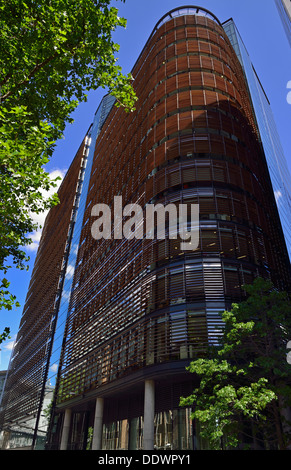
[101,409,194,450]
[45,94,115,392]
[275,0,291,47]
[223,19,291,263]
[35,94,115,448]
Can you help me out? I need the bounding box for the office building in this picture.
[0,371,7,399]
[0,94,115,450]
[275,0,291,47]
[223,18,291,261]
[1,6,290,451]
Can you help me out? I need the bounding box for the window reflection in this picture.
[101,409,194,450]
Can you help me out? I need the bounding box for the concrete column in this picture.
[2,431,11,449]
[143,379,155,450]
[92,397,104,450]
[60,408,72,450]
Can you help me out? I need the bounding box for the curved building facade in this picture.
[1,7,290,451]
[45,7,290,450]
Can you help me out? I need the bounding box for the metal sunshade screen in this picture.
[0,142,85,442]
[55,13,290,405]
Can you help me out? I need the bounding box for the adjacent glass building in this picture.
[0,96,115,449]
[275,0,291,47]
[223,18,291,262]
[1,6,290,451]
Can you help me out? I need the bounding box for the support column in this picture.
[60,408,72,450]
[143,379,155,450]
[92,397,104,450]
[2,431,11,449]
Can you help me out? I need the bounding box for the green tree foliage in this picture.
[0,0,136,130]
[0,0,136,333]
[180,278,291,450]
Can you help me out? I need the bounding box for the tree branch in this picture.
[0,51,60,102]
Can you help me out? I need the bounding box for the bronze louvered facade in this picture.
[1,7,290,451]
[0,138,87,448]
[56,11,290,400]
[47,9,290,450]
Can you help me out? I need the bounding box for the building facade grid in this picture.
[1,7,290,451]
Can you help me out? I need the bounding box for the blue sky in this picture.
[1,0,290,370]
